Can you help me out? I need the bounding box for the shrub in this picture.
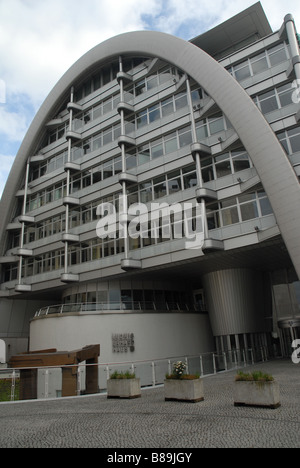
[110,370,136,380]
[235,370,274,382]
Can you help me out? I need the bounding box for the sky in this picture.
[1,0,300,197]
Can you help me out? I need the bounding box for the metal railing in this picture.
[34,302,207,317]
[0,347,270,403]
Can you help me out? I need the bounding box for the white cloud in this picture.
[0,0,300,196]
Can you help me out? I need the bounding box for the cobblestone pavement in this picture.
[0,359,299,448]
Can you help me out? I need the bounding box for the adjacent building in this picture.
[1,2,300,364]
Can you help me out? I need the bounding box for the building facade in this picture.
[1,2,300,363]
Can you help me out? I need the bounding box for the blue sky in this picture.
[1,0,300,197]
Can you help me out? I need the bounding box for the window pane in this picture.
[240,201,258,221]
[215,160,232,178]
[251,53,268,75]
[138,145,150,165]
[260,197,273,216]
[278,84,293,108]
[259,91,278,114]
[165,133,178,154]
[233,61,251,81]
[268,44,287,66]
[222,206,239,225]
[178,128,192,147]
[148,104,160,123]
[209,115,224,135]
[161,98,174,117]
[290,135,300,153]
[151,141,163,159]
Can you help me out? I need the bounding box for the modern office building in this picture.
[1,2,300,364]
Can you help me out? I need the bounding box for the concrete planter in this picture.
[164,378,204,403]
[107,378,141,399]
[234,381,280,409]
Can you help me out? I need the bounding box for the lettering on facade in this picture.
[112,333,135,353]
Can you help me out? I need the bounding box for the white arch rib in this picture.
[1,31,300,277]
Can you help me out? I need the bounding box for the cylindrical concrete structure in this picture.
[203,269,266,337]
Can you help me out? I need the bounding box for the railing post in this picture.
[44,369,49,398]
[200,355,203,377]
[10,370,16,401]
[213,354,217,374]
[151,362,156,387]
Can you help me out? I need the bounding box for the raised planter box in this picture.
[234,381,280,409]
[107,378,141,399]
[164,378,204,403]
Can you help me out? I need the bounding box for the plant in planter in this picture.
[107,370,141,399]
[164,361,204,403]
[234,370,280,409]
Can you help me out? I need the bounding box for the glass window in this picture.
[151,140,163,159]
[221,206,239,226]
[258,89,278,114]
[135,80,146,96]
[164,132,178,154]
[259,197,273,216]
[214,153,231,178]
[148,104,160,123]
[103,128,113,145]
[140,183,152,203]
[196,120,208,140]
[161,97,174,117]
[138,144,150,165]
[208,114,225,135]
[289,131,300,153]
[175,92,188,110]
[277,83,294,108]
[233,61,251,81]
[251,52,268,75]
[136,110,148,129]
[268,43,288,66]
[178,127,192,147]
[240,201,259,221]
[232,150,251,173]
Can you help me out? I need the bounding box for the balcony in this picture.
[116,71,133,85]
[61,233,80,243]
[61,273,79,283]
[62,196,79,207]
[118,172,138,185]
[121,259,142,271]
[16,248,33,257]
[15,284,32,293]
[64,162,81,173]
[117,102,134,116]
[202,238,224,254]
[196,187,218,202]
[65,130,82,141]
[18,215,35,224]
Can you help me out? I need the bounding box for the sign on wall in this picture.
[112,333,135,353]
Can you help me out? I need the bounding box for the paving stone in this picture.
[0,360,299,448]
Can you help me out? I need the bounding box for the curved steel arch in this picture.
[1,31,300,277]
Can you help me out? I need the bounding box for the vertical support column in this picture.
[186,77,209,242]
[64,87,73,275]
[17,159,30,285]
[118,56,129,260]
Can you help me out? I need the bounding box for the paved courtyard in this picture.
[0,359,299,448]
